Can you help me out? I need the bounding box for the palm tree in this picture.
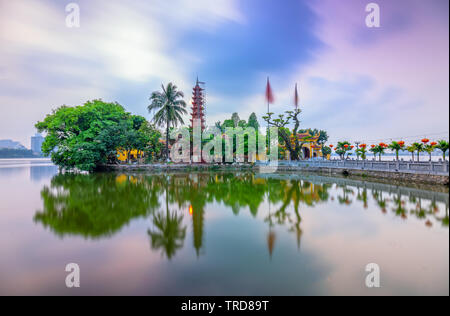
[436,140,449,161]
[388,141,405,161]
[424,142,437,162]
[356,144,367,160]
[406,145,415,162]
[412,142,424,162]
[370,144,387,161]
[148,83,187,160]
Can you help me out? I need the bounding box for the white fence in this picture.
[276,160,449,175]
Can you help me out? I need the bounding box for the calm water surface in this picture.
[0,159,448,295]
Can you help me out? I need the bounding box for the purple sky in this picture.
[0,0,448,147]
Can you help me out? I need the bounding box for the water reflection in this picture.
[35,172,449,260]
[30,165,58,183]
[34,173,161,238]
[147,184,187,260]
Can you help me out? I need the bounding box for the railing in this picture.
[274,159,450,175]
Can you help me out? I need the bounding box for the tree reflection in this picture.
[34,173,161,238]
[35,172,448,259]
[147,184,186,260]
[392,193,407,219]
[338,185,354,205]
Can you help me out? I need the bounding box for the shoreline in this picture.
[99,163,449,186]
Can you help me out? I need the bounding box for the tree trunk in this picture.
[280,131,299,160]
[166,123,170,161]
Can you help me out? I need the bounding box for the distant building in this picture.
[31,133,44,155]
[0,139,26,149]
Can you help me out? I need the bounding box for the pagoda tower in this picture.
[190,78,206,131]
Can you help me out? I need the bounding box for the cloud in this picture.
[0,0,243,146]
[0,0,448,146]
[263,0,449,143]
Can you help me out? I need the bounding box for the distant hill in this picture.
[0,139,26,150]
[0,148,40,158]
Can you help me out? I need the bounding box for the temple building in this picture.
[190,78,206,131]
[297,131,323,158]
[287,131,325,159]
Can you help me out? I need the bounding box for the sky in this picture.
[0,0,449,148]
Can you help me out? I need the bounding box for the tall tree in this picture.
[35,99,145,171]
[356,144,367,160]
[412,142,424,162]
[139,122,163,162]
[424,142,437,162]
[370,143,387,161]
[247,112,260,131]
[263,108,303,160]
[148,83,187,160]
[231,112,240,127]
[388,141,405,161]
[406,145,415,162]
[436,140,449,161]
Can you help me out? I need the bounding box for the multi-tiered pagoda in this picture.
[190,78,206,131]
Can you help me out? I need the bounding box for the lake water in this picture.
[0,159,448,295]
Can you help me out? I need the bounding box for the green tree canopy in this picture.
[148,82,187,160]
[36,99,149,171]
[247,112,260,131]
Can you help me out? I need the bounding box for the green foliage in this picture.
[148,199,186,260]
[263,108,303,160]
[34,173,162,238]
[406,145,416,161]
[139,122,163,162]
[298,128,329,145]
[356,146,367,160]
[247,112,260,131]
[211,113,265,160]
[231,113,240,127]
[36,99,150,171]
[322,145,332,158]
[369,144,386,161]
[412,142,425,161]
[335,141,352,160]
[33,171,446,256]
[221,119,235,131]
[437,140,449,160]
[149,82,187,159]
[388,141,405,161]
[424,144,436,162]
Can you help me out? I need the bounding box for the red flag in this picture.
[265,77,274,104]
[294,83,299,109]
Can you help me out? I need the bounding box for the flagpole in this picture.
[267,77,270,157]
